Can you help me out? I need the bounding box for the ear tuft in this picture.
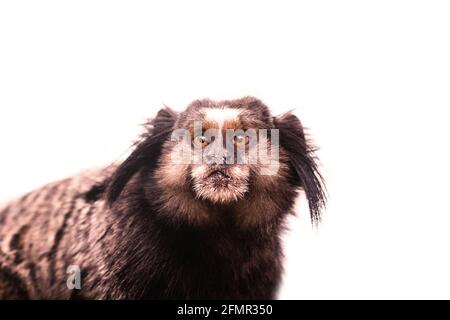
[274,112,326,225]
[106,107,178,204]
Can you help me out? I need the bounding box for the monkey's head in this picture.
[106,97,325,227]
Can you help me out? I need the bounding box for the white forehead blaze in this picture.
[203,107,241,130]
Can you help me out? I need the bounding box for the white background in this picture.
[1,1,450,299]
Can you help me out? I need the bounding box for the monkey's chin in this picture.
[196,192,242,205]
[192,179,248,205]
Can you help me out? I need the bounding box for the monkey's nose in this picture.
[205,154,227,165]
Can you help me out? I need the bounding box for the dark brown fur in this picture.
[0,96,325,299]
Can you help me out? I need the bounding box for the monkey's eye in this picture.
[233,134,249,146]
[193,135,209,148]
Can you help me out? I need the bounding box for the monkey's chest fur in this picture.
[0,168,283,299]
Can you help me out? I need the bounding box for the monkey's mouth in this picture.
[207,169,231,179]
[191,166,249,204]
[205,170,233,189]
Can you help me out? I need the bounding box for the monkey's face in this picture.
[163,98,280,205]
[187,108,253,205]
